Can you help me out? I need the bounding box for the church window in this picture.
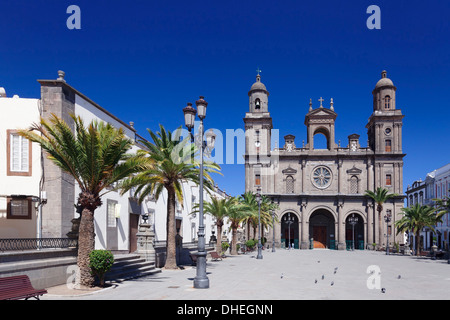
[286,175,294,194]
[255,98,261,110]
[385,140,392,152]
[255,174,261,186]
[311,166,332,189]
[384,96,391,109]
[350,176,359,194]
[386,174,392,186]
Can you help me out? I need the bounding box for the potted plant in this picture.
[89,250,114,287]
[221,241,230,256]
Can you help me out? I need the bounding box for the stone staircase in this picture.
[105,254,161,283]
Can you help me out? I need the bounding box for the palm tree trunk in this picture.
[416,230,421,256]
[216,222,223,253]
[78,208,96,286]
[165,186,178,269]
[230,227,238,255]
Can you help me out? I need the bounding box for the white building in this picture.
[406,163,450,250]
[0,94,41,238]
[0,72,230,254]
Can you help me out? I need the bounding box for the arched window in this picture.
[286,175,294,193]
[255,98,261,110]
[384,95,391,109]
[350,176,359,194]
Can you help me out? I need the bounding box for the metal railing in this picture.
[0,238,78,252]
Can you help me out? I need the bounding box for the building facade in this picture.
[0,72,229,253]
[406,163,450,250]
[244,71,406,250]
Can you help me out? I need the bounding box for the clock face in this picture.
[311,166,332,189]
[255,141,261,147]
[385,128,391,135]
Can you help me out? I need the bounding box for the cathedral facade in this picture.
[244,71,405,250]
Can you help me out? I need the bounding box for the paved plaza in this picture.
[41,248,450,301]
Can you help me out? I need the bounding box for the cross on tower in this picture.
[256,67,262,75]
[318,97,324,108]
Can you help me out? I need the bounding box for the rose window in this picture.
[311,166,332,189]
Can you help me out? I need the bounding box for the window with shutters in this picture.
[7,130,32,176]
[385,139,392,152]
[7,196,32,219]
[286,175,294,193]
[107,200,118,227]
[350,175,359,194]
[386,174,392,186]
[255,174,261,186]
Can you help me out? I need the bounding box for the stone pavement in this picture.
[42,249,450,300]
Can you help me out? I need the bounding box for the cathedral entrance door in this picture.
[313,226,327,248]
[309,209,335,249]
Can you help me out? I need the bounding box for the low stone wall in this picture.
[0,249,77,290]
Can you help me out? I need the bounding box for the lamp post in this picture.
[283,213,294,249]
[183,96,216,289]
[384,211,392,255]
[348,214,358,251]
[255,189,263,259]
[271,208,276,252]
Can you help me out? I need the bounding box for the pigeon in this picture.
[315,279,317,284]
[322,275,325,280]
[281,273,284,279]
[381,288,386,293]
[334,270,337,274]
[317,261,320,263]
[397,275,401,279]
[331,281,334,286]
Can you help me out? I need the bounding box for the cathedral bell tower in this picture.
[366,70,405,193]
[244,72,273,193]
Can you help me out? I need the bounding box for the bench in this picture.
[210,251,223,261]
[189,253,208,266]
[0,275,47,300]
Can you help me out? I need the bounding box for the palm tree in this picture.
[119,124,220,269]
[238,191,277,243]
[395,203,445,256]
[364,187,398,249]
[225,197,249,255]
[192,196,228,254]
[18,114,146,286]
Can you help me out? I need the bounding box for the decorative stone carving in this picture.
[135,222,156,263]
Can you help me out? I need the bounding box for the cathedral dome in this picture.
[375,70,394,89]
[248,74,269,95]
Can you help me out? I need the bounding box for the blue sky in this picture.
[1,0,449,197]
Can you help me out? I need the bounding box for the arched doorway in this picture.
[309,209,335,249]
[345,213,364,250]
[281,212,299,249]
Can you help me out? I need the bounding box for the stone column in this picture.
[367,203,374,248]
[300,203,308,249]
[337,202,345,250]
[135,222,156,264]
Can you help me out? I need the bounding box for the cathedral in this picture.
[244,71,405,250]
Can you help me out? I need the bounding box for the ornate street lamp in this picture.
[384,211,392,255]
[182,96,216,289]
[348,214,358,251]
[283,213,294,249]
[255,189,263,259]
